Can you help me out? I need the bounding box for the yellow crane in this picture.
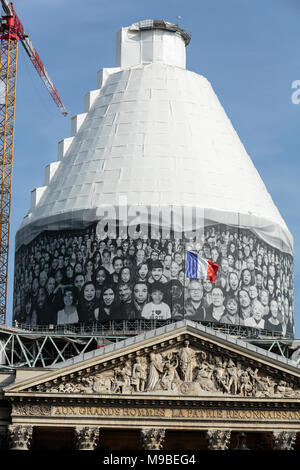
[0,1,67,324]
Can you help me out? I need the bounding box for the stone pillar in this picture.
[74,426,100,450]
[206,429,231,450]
[272,431,297,450]
[141,428,166,450]
[8,425,33,450]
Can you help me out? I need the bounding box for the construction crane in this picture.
[0,0,67,325]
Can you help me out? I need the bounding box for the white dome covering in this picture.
[16,20,292,254]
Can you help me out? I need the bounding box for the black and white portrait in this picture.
[13,222,294,337]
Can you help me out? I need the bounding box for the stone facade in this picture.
[31,338,300,399]
[1,322,300,450]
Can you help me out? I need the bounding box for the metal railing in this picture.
[0,319,294,369]
[10,319,294,340]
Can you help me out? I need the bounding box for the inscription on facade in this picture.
[51,406,300,421]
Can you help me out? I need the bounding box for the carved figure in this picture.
[195,353,215,392]
[275,380,295,397]
[147,353,164,391]
[226,359,239,395]
[255,376,275,397]
[132,357,148,392]
[112,360,132,393]
[272,431,297,450]
[178,340,196,382]
[28,340,300,399]
[160,358,180,391]
[81,376,94,393]
[93,375,112,393]
[239,370,253,396]
[214,356,230,393]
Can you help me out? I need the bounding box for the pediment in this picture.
[4,321,300,400]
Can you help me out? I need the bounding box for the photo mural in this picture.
[13,220,294,337]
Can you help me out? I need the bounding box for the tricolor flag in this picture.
[185,251,219,283]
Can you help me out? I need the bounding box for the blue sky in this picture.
[4,0,300,335]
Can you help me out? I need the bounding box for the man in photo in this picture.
[244,299,265,329]
[116,282,136,320]
[183,280,206,322]
[205,287,225,322]
[147,260,168,284]
[132,282,149,318]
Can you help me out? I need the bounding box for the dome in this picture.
[17,19,292,253]
[13,20,294,337]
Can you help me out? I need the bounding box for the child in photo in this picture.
[141,282,171,320]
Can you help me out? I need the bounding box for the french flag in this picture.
[185,251,219,283]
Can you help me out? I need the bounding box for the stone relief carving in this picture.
[141,428,166,450]
[74,426,100,451]
[13,404,51,416]
[206,429,231,450]
[36,340,300,398]
[272,431,297,450]
[8,425,33,450]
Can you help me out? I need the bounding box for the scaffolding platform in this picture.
[0,320,299,370]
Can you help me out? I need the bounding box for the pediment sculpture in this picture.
[33,339,300,399]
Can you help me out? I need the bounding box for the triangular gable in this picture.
[4,321,300,399]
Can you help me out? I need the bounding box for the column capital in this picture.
[206,429,231,450]
[8,425,33,451]
[272,431,297,450]
[74,426,100,451]
[141,428,166,450]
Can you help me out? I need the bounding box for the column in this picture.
[74,426,100,450]
[141,428,166,450]
[272,431,297,450]
[206,429,231,450]
[8,425,33,450]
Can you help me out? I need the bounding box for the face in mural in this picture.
[225,298,238,316]
[74,274,85,291]
[211,288,224,307]
[120,267,131,284]
[270,300,278,319]
[113,258,123,274]
[228,272,239,291]
[242,269,252,286]
[239,290,250,308]
[83,283,96,302]
[37,288,47,309]
[63,290,75,307]
[133,284,148,304]
[138,263,149,280]
[188,281,203,303]
[103,288,115,306]
[118,284,132,303]
[151,288,164,305]
[46,277,55,294]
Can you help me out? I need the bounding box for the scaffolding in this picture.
[0,320,297,370]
